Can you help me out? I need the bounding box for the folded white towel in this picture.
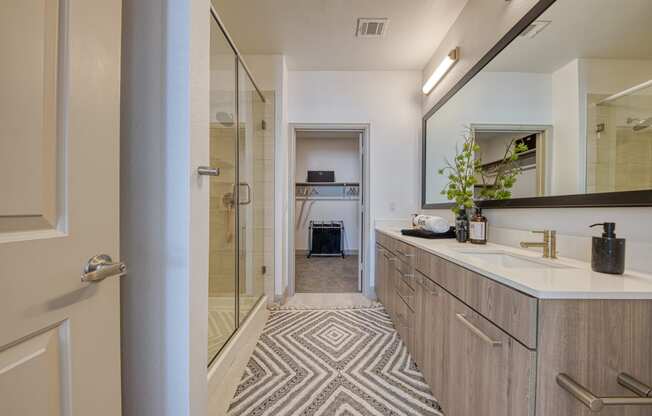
[412,215,450,233]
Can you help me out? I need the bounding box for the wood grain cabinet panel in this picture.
[374,244,386,305]
[375,231,392,252]
[414,272,450,404]
[385,258,398,321]
[395,258,415,290]
[397,272,415,311]
[536,300,652,416]
[393,239,416,266]
[416,248,538,349]
[444,292,536,416]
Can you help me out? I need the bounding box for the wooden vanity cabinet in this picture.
[376,231,652,416]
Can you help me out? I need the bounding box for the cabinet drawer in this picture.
[397,272,415,311]
[375,231,393,252]
[445,294,536,416]
[394,296,415,354]
[395,258,415,289]
[392,239,416,266]
[416,248,538,349]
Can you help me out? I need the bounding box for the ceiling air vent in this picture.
[356,18,388,38]
[519,20,551,39]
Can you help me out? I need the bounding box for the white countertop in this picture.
[376,225,652,300]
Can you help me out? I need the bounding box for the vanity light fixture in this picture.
[422,47,459,95]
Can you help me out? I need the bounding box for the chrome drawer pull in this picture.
[557,373,652,412]
[396,249,414,258]
[455,313,502,347]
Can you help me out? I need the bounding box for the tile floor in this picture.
[284,292,376,308]
[227,302,442,415]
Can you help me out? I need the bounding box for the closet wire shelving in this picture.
[295,182,360,200]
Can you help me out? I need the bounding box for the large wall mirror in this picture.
[422,0,652,208]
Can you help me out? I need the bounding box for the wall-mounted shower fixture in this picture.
[627,117,652,132]
[215,111,234,127]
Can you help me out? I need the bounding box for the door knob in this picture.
[81,254,127,283]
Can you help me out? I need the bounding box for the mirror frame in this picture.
[421,0,652,209]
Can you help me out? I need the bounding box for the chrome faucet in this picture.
[520,230,557,259]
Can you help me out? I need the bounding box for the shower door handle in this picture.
[239,182,252,205]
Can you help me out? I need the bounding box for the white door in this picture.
[0,1,122,415]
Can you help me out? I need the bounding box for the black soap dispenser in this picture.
[589,223,625,275]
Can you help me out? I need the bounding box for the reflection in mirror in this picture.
[423,0,652,207]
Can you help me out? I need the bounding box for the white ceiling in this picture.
[485,0,652,73]
[212,0,468,70]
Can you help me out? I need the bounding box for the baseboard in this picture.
[295,249,359,256]
[207,296,269,416]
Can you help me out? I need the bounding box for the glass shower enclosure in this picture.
[587,81,652,193]
[208,11,275,365]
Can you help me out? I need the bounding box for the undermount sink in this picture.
[453,249,574,269]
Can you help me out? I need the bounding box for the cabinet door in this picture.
[386,257,397,320]
[536,300,652,416]
[420,274,450,403]
[374,244,385,305]
[444,293,535,416]
[413,273,427,367]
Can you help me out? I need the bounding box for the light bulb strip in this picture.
[422,47,459,95]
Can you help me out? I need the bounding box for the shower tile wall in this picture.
[209,124,237,297]
[208,93,275,300]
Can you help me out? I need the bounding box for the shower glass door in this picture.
[237,62,272,324]
[208,12,275,366]
[208,17,237,365]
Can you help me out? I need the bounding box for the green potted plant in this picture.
[438,131,478,242]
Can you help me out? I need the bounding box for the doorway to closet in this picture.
[289,125,370,297]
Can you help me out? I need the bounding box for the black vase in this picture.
[455,210,469,243]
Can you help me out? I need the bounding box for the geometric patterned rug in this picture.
[227,306,443,415]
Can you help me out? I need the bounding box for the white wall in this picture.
[288,70,423,288]
[295,136,359,183]
[294,136,360,251]
[421,0,652,275]
[422,0,540,112]
[581,58,652,94]
[424,71,552,203]
[551,59,582,195]
[121,0,209,415]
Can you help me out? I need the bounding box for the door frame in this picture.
[470,123,553,197]
[287,123,371,298]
